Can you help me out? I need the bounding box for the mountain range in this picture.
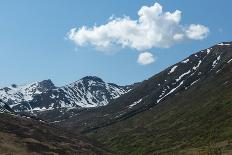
[0,76,133,112]
[0,42,232,154]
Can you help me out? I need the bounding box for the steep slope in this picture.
[86,64,232,155]
[54,42,232,154]
[48,42,232,127]
[0,76,132,112]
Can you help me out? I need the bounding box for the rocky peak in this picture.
[81,76,104,83]
[37,79,56,91]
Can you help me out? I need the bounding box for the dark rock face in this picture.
[0,99,15,113]
[37,79,56,91]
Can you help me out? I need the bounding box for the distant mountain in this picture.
[0,76,133,112]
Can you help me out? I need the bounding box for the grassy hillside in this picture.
[0,113,106,155]
[86,63,232,154]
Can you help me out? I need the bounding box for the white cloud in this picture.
[68,2,209,51]
[185,24,209,40]
[137,52,155,65]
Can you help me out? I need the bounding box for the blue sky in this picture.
[0,0,231,87]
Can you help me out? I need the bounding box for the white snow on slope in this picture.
[32,106,54,112]
[227,59,232,63]
[60,79,130,108]
[193,60,202,70]
[168,65,178,74]
[107,83,130,99]
[182,59,189,63]
[190,79,200,86]
[129,99,142,108]
[176,70,191,82]
[212,55,221,68]
[157,81,184,103]
[0,82,43,105]
[218,43,231,46]
[0,77,131,111]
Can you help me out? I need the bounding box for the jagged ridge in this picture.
[0,76,132,112]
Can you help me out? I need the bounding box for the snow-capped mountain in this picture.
[0,80,55,104]
[0,76,132,112]
[58,76,131,107]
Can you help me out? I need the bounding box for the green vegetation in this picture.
[86,70,232,155]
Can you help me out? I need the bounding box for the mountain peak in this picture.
[37,79,55,90]
[81,76,104,83]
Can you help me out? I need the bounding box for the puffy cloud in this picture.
[137,52,155,65]
[68,2,209,51]
[185,24,209,40]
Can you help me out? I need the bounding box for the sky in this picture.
[0,0,231,87]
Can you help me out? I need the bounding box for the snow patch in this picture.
[168,65,178,74]
[129,99,142,108]
[0,82,43,104]
[227,59,232,63]
[176,70,191,82]
[181,59,189,63]
[193,60,202,70]
[190,79,200,86]
[212,55,221,68]
[218,43,231,46]
[157,81,184,103]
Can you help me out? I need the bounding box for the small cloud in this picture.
[68,2,209,51]
[137,52,155,65]
[185,24,209,40]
